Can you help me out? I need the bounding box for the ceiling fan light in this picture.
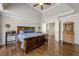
[39,3,43,6]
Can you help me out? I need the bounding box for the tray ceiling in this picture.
[27,3,56,13]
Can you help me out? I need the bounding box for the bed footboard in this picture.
[24,35,46,53]
[17,35,46,54]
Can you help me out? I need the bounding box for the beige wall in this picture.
[1,14,41,44]
[0,3,42,45]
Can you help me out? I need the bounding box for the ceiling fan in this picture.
[33,3,51,10]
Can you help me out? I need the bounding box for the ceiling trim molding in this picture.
[0,10,40,23]
[60,13,79,19]
[26,3,59,14]
[25,4,42,14]
[42,3,60,14]
[42,9,74,21]
[42,3,75,14]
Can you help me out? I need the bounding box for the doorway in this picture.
[46,22,55,37]
[46,22,55,49]
[46,22,60,55]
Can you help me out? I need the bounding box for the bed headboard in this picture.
[17,26,35,34]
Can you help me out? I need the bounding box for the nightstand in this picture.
[5,31,16,46]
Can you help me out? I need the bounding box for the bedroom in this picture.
[0,3,79,56]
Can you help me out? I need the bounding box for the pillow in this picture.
[19,30,24,34]
[23,30,34,33]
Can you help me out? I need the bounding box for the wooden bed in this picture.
[17,26,46,53]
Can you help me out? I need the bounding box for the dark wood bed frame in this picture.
[17,26,46,53]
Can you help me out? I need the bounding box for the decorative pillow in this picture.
[23,30,34,33]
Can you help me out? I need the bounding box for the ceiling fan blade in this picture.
[41,5,43,10]
[44,3,51,5]
[33,4,39,7]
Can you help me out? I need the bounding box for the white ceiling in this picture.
[2,3,79,14]
[27,3,56,13]
[1,3,79,19]
[67,3,79,13]
[1,3,79,13]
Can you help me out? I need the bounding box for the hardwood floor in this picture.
[0,44,48,56]
[0,36,79,56]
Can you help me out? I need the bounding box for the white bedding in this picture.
[17,32,45,49]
